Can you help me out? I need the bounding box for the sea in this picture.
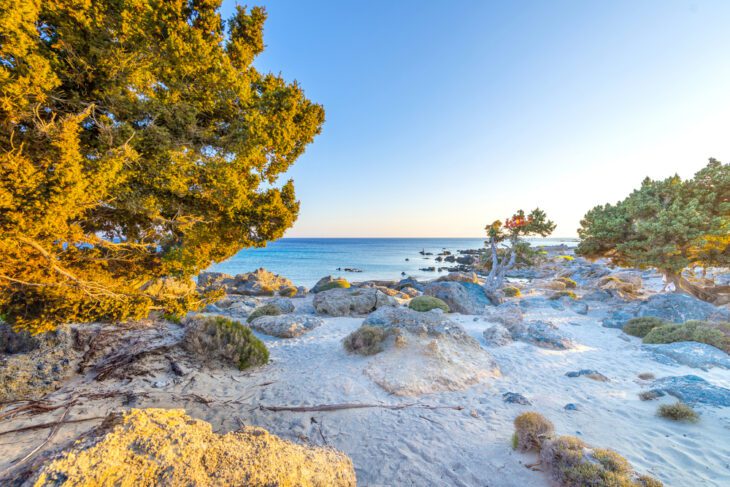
[206,237,578,288]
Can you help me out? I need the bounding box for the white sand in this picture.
[2,292,729,486]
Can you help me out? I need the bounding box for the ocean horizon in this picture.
[206,237,578,287]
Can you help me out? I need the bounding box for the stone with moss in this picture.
[246,303,285,323]
[31,408,356,486]
[408,296,450,313]
[502,286,521,297]
[550,290,577,300]
[183,315,269,370]
[311,276,351,293]
[557,277,578,289]
[623,317,666,338]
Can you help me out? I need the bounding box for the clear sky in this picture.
[221,0,730,238]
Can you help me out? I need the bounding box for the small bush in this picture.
[318,279,351,292]
[549,290,577,300]
[408,296,449,313]
[278,286,298,297]
[558,255,574,261]
[513,412,554,452]
[342,325,389,355]
[643,320,730,353]
[246,303,283,323]
[162,312,182,325]
[184,316,269,370]
[541,435,663,487]
[557,277,578,289]
[502,286,521,297]
[658,402,698,422]
[623,317,666,338]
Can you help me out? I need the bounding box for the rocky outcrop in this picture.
[311,276,351,293]
[483,324,513,346]
[31,408,356,486]
[424,281,492,314]
[644,341,730,370]
[602,293,730,328]
[197,268,295,296]
[356,307,500,396]
[514,321,575,350]
[313,288,397,316]
[435,271,479,284]
[250,315,324,338]
[648,375,730,407]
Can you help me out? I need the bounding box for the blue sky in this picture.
[221,0,730,237]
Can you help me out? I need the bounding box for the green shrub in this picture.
[557,277,578,289]
[246,303,283,323]
[549,290,577,300]
[513,412,554,452]
[643,320,730,353]
[318,279,351,292]
[343,325,389,355]
[183,315,269,370]
[278,286,298,297]
[502,286,521,297]
[408,296,449,313]
[162,312,182,325]
[541,435,663,487]
[658,402,698,422]
[623,317,667,338]
[558,255,574,261]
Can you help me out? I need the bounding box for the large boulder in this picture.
[250,315,324,338]
[353,307,500,396]
[602,293,730,328]
[31,408,356,486]
[423,281,492,314]
[648,375,730,407]
[643,342,730,370]
[198,268,295,297]
[313,288,397,316]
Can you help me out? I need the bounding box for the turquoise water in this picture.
[207,238,578,287]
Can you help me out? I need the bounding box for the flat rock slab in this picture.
[643,341,730,370]
[251,315,324,338]
[648,375,730,407]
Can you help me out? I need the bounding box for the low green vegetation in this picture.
[318,279,351,292]
[246,304,284,323]
[643,320,730,353]
[550,290,577,300]
[183,316,269,370]
[622,317,667,338]
[657,402,699,422]
[557,255,574,261]
[513,412,554,452]
[342,325,390,355]
[162,313,182,325]
[408,296,450,313]
[502,286,521,297]
[278,286,298,297]
[557,277,578,289]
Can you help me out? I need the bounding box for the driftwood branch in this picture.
[259,403,464,413]
[0,415,105,438]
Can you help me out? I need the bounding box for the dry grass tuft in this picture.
[657,402,699,422]
[513,412,554,452]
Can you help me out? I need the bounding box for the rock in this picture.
[602,293,730,328]
[564,403,579,411]
[594,272,642,299]
[400,286,420,298]
[582,289,614,302]
[198,268,295,296]
[0,322,40,354]
[569,301,589,315]
[30,409,356,486]
[518,297,552,309]
[484,302,524,328]
[197,271,234,290]
[268,297,295,313]
[643,342,730,370]
[648,375,730,407]
[515,321,575,350]
[456,255,476,265]
[419,266,436,272]
[250,315,324,338]
[359,308,500,396]
[502,392,531,405]
[436,271,479,284]
[313,288,397,316]
[534,279,567,291]
[424,281,491,315]
[483,324,513,346]
[397,277,425,291]
[565,369,609,381]
[311,276,350,293]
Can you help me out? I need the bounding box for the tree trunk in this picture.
[665,271,721,304]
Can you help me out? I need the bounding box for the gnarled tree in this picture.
[0,1,324,332]
[483,208,556,299]
[576,159,729,303]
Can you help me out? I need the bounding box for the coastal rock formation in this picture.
[31,409,356,486]
[357,307,500,395]
[602,293,730,328]
[648,375,730,407]
[424,281,492,314]
[435,271,480,284]
[644,341,730,370]
[250,314,324,338]
[197,268,295,296]
[313,287,397,316]
[311,276,351,293]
